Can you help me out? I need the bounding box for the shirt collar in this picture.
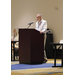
[38,19,43,23]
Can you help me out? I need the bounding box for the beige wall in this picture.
[11,0,63,42]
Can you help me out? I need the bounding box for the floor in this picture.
[11,59,63,75]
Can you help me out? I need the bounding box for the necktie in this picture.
[38,22,41,28]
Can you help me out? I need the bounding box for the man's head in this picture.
[13,28,17,37]
[37,14,42,22]
[13,29,16,34]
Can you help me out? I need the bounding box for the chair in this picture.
[15,48,19,59]
[15,42,19,60]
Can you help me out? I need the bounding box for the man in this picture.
[35,14,47,63]
[11,28,19,59]
[11,28,17,41]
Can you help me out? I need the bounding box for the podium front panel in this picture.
[19,29,44,64]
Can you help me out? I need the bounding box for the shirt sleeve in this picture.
[35,22,38,31]
[41,21,47,32]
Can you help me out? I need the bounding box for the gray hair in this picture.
[37,14,42,17]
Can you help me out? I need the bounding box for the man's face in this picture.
[13,29,16,34]
[37,15,42,22]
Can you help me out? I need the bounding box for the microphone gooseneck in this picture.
[27,21,35,29]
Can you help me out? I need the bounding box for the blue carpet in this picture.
[11,63,61,70]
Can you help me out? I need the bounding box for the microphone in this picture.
[27,21,35,29]
[28,21,35,25]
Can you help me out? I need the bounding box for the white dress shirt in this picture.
[35,19,47,33]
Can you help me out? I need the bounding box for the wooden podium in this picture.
[19,29,44,64]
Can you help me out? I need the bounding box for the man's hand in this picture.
[40,31,43,34]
